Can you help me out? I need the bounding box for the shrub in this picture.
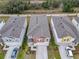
[53,0,60,8]
[5,0,28,14]
[42,2,50,9]
[74,0,79,7]
[31,3,42,10]
[62,0,74,12]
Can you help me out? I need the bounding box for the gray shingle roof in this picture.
[27,15,50,38]
[52,16,79,42]
[0,16,26,38]
[74,17,79,23]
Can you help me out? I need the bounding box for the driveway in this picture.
[36,45,48,59]
[4,46,19,59]
[4,47,14,59]
[58,45,74,59]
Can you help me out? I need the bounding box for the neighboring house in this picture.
[51,16,79,46]
[0,21,5,46]
[27,15,50,50]
[0,21,5,30]
[72,17,79,32]
[27,15,50,59]
[0,16,27,50]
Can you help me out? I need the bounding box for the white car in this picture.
[65,47,73,57]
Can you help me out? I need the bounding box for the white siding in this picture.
[0,21,5,30]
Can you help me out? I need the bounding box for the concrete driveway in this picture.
[36,45,48,59]
[4,47,14,59]
[58,45,74,59]
[4,46,19,59]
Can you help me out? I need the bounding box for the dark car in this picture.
[11,48,18,58]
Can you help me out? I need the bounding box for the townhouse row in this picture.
[0,15,79,59]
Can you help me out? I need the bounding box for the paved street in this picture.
[58,46,74,59]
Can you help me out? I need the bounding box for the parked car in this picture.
[11,48,19,58]
[65,47,73,57]
[65,47,71,50]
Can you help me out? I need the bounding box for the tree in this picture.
[42,0,53,9]
[5,0,27,14]
[62,0,74,12]
[42,2,49,9]
[74,0,79,7]
[52,0,60,8]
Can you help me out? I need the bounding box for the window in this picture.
[33,46,36,49]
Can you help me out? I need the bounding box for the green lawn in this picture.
[0,46,5,59]
[48,41,61,59]
[17,35,28,59]
[17,49,25,59]
[0,51,5,59]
